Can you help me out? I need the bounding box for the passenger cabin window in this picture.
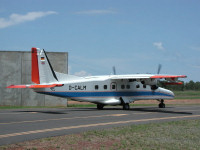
[95,85,99,90]
[112,85,116,89]
[121,85,125,89]
[126,85,130,89]
[143,85,146,88]
[104,85,107,90]
[136,84,140,88]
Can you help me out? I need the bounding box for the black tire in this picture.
[158,103,165,108]
[163,103,165,108]
[159,103,162,108]
[97,104,104,110]
[123,103,130,110]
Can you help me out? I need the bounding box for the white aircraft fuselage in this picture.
[35,75,174,105]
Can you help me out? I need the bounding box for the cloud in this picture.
[75,9,117,15]
[0,11,57,29]
[153,42,165,51]
[74,70,91,77]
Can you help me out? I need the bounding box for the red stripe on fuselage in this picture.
[31,47,40,84]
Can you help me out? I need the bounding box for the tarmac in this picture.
[0,105,200,146]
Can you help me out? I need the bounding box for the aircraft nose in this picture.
[169,90,175,98]
[158,87,175,99]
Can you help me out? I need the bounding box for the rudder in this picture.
[31,47,58,84]
[31,48,40,84]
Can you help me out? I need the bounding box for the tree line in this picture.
[159,80,200,91]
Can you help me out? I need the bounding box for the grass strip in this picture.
[1,119,200,150]
[174,91,200,99]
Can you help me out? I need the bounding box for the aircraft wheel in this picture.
[158,100,165,108]
[159,103,162,108]
[123,103,130,110]
[97,104,104,110]
[163,103,165,108]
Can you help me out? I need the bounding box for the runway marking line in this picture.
[0,114,200,139]
[0,114,128,125]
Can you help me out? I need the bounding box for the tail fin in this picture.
[31,48,40,84]
[31,47,58,84]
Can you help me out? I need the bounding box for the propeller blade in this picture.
[112,66,116,75]
[157,64,162,74]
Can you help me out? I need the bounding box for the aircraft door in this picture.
[110,82,117,91]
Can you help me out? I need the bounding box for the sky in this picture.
[0,0,200,82]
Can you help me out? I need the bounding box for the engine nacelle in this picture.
[166,77,178,82]
[141,79,158,86]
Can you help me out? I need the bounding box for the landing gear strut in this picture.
[97,104,104,110]
[158,99,165,108]
[123,103,130,110]
[120,97,130,110]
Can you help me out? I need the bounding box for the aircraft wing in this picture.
[108,74,187,85]
[109,74,186,80]
[150,75,187,79]
[108,74,152,79]
[7,84,63,89]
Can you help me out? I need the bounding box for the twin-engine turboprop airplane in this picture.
[7,47,187,110]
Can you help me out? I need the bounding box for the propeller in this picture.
[157,64,162,74]
[151,64,162,90]
[112,66,116,75]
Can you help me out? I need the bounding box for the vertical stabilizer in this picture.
[31,47,58,84]
[31,48,40,84]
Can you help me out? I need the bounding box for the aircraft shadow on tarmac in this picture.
[129,107,193,115]
[67,107,193,115]
[13,107,193,115]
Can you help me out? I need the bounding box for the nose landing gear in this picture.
[97,104,104,110]
[158,99,165,108]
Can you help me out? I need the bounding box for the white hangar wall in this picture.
[0,50,68,106]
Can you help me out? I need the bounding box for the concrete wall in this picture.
[0,51,68,106]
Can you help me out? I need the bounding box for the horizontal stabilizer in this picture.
[7,84,63,89]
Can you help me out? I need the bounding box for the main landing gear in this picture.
[123,103,130,110]
[97,104,104,110]
[97,103,130,110]
[120,97,130,110]
[97,97,131,110]
[158,99,165,108]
